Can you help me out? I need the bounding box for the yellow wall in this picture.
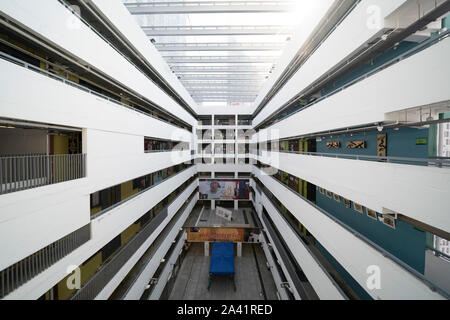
[121,223,141,246]
[90,206,102,216]
[56,252,102,300]
[53,135,69,155]
[121,181,139,200]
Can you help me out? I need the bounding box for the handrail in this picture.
[71,182,198,300]
[146,229,186,300]
[0,153,86,195]
[252,166,450,299]
[256,179,349,299]
[125,1,295,7]
[0,51,188,132]
[258,29,450,129]
[91,165,195,220]
[0,224,91,299]
[110,192,198,300]
[57,0,194,128]
[426,246,450,261]
[259,150,450,168]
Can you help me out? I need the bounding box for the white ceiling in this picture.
[123,0,303,107]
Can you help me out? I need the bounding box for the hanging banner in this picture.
[199,179,249,200]
[187,227,245,242]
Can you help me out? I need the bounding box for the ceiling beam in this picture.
[170,66,271,72]
[155,42,285,51]
[178,74,267,80]
[163,56,278,64]
[194,98,257,102]
[189,90,261,95]
[142,25,294,36]
[181,79,265,85]
[125,1,296,15]
[185,85,262,90]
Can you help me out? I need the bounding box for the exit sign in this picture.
[416,138,427,145]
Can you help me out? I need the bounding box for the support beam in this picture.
[155,42,285,51]
[142,25,294,36]
[126,1,297,15]
[181,79,265,84]
[171,66,272,73]
[185,85,263,90]
[189,90,261,95]
[179,74,267,80]
[195,98,257,103]
[163,56,278,64]
[192,93,258,97]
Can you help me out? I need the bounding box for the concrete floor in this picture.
[168,243,279,300]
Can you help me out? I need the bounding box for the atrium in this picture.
[0,0,449,302]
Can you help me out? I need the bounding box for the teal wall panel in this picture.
[315,192,426,274]
[317,127,430,159]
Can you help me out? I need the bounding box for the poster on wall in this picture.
[199,179,250,200]
[216,206,233,222]
[187,227,245,242]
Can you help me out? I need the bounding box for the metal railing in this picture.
[258,29,450,129]
[0,224,91,299]
[113,192,197,300]
[71,184,197,300]
[256,179,354,299]
[264,150,450,168]
[57,0,194,128]
[252,167,450,299]
[90,165,195,220]
[0,154,86,195]
[0,49,189,132]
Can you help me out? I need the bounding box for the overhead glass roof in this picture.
[123,0,303,107]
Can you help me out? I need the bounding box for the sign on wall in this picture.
[199,179,249,200]
[187,227,244,242]
[216,206,233,222]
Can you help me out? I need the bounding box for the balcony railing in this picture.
[0,224,91,299]
[252,166,450,299]
[70,183,197,300]
[110,192,197,300]
[0,154,86,195]
[260,150,450,168]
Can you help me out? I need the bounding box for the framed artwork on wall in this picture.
[346,140,366,149]
[326,141,341,148]
[326,190,333,199]
[353,202,363,214]
[366,208,378,220]
[333,193,341,202]
[343,198,351,208]
[382,215,396,229]
[377,134,387,157]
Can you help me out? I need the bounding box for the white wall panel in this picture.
[259,190,346,300]
[259,152,450,232]
[89,0,198,113]
[123,193,198,300]
[257,37,450,141]
[0,59,192,142]
[0,179,89,271]
[0,0,196,126]
[2,171,197,300]
[95,183,197,300]
[252,0,335,111]
[86,128,192,193]
[254,0,408,126]
[253,167,447,300]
